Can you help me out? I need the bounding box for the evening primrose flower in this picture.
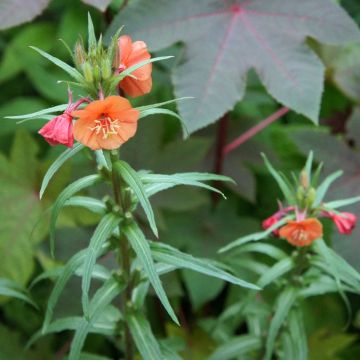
[279,218,323,247]
[72,96,139,150]
[117,35,152,97]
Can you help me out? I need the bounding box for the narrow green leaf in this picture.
[87,13,96,50]
[50,174,101,256]
[0,278,36,307]
[95,150,110,170]
[142,172,233,198]
[287,309,308,360]
[70,277,124,360]
[112,56,174,87]
[5,104,67,120]
[30,46,84,81]
[65,196,107,215]
[257,257,294,288]
[139,108,189,137]
[43,250,87,331]
[40,143,85,199]
[261,154,294,203]
[127,309,163,360]
[81,214,120,316]
[304,150,313,183]
[324,196,360,209]
[314,170,343,206]
[150,242,259,290]
[265,287,298,360]
[232,242,287,261]
[124,222,179,325]
[313,239,360,292]
[219,216,293,253]
[114,161,158,237]
[135,97,193,112]
[208,335,261,360]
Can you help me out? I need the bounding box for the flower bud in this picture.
[74,41,86,68]
[82,62,94,82]
[300,170,309,189]
[101,58,112,80]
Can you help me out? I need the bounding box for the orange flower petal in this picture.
[120,77,152,98]
[72,96,139,150]
[279,218,323,247]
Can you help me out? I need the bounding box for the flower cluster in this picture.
[262,157,358,247]
[38,35,152,150]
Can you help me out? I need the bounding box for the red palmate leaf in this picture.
[106,0,360,133]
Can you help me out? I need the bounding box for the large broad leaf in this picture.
[106,0,360,133]
[0,0,51,30]
[0,131,44,285]
[290,127,360,269]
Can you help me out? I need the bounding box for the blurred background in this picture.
[0,0,360,358]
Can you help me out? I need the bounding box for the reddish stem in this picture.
[224,107,290,155]
[214,113,229,175]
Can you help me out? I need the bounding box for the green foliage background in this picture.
[0,0,360,358]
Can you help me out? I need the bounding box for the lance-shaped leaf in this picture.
[50,174,102,256]
[5,104,68,121]
[69,277,125,360]
[40,143,85,199]
[265,287,298,360]
[0,278,37,307]
[150,241,259,290]
[106,0,360,133]
[126,310,164,360]
[0,0,51,30]
[114,161,158,237]
[124,222,179,325]
[208,335,262,360]
[81,214,121,316]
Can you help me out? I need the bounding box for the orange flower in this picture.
[117,35,152,97]
[279,218,323,247]
[72,96,139,150]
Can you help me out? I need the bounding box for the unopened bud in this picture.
[74,41,86,67]
[82,62,93,82]
[93,64,101,83]
[300,170,309,189]
[304,187,316,208]
[101,58,112,80]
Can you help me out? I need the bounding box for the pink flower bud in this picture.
[38,113,74,148]
[323,211,357,235]
[262,215,280,236]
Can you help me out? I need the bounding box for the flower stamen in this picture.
[89,116,120,139]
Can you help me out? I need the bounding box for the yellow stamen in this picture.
[89,116,120,139]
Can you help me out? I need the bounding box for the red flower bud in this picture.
[323,211,357,235]
[262,215,280,236]
[38,113,74,148]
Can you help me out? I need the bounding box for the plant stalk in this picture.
[110,151,134,360]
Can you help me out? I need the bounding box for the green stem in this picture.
[110,150,134,360]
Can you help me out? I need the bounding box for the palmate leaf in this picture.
[106,0,360,133]
[124,222,179,325]
[0,0,51,30]
[150,241,259,290]
[126,310,164,360]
